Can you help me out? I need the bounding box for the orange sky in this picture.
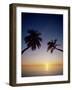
[22,60,63,76]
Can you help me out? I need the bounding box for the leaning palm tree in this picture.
[47,39,63,53]
[22,30,42,54]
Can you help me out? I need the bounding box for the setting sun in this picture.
[45,64,49,71]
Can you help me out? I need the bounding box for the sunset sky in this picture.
[21,12,63,76]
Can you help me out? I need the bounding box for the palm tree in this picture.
[22,30,42,54]
[47,39,63,53]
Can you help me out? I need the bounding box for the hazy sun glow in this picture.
[45,64,49,71]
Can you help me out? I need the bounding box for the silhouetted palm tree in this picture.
[22,30,42,54]
[47,39,63,53]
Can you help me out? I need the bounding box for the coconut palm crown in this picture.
[22,30,42,54]
[47,39,63,53]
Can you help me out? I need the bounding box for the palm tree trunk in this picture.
[55,47,63,52]
[22,47,29,54]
